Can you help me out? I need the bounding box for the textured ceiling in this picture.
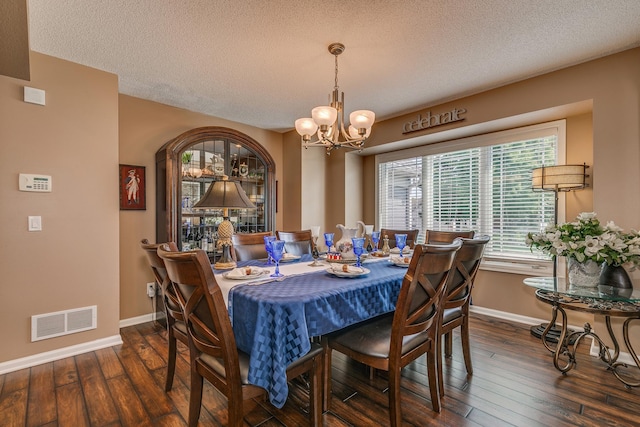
[27,0,640,133]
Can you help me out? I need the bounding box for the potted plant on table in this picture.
[526,212,640,288]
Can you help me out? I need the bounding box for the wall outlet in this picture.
[147,282,156,298]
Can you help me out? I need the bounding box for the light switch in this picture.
[28,216,42,231]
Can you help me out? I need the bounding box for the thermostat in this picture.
[19,174,52,192]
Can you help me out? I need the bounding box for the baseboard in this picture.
[119,313,155,328]
[471,305,586,333]
[0,334,123,375]
[470,305,552,327]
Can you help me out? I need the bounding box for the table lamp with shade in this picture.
[193,175,256,270]
[530,163,589,341]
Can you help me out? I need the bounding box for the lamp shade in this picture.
[531,164,588,191]
[295,118,319,137]
[311,106,338,126]
[193,177,256,209]
[349,110,375,130]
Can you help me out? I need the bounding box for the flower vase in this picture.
[599,264,633,289]
[567,258,603,288]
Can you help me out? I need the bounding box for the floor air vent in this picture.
[31,305,97,342]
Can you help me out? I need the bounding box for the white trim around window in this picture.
[375,120,567,276]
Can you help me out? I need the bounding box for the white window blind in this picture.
[377,121,564,273]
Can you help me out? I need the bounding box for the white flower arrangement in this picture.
[526,212,640,267]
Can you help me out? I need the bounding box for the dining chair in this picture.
[379,228,420,249]
[426,229,475,244]
[323,241,462,425]
[231,231,272,261]
[276,229,314,256]
[157,246,324,427]
[140,239,185,392]
[440,236,489,382]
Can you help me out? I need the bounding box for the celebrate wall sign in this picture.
[402,107,467,134]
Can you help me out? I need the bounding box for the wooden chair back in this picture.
[140,239,183,324]
[426,229,475,244]
[157,245,323,426]
[159,245,254,426]
[438,235,490,384]
[158,246,240,385]
[380,228,419,249]
[445,236,489,307]
[391,241,462,357]
[276,229,314,255]
[231,231,272,261]
[323,240,461,423]
[140,239,185,391]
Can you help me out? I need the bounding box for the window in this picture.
[377,121,565,275]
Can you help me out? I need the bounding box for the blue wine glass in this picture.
[371,231,380,254]
[270,240,286,277]
[324,232,335,253]
[395,234,408,255]
[352,237,365,268]
[264,235,276,265]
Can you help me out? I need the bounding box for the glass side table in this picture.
[523,277,640,388]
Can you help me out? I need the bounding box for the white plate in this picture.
[369,252,390,259]
[326,266,370,278]
[389,256,411,268]
[279,254,301,263]
[223,268,269,280]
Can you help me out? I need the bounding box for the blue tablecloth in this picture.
[221,255,405,408]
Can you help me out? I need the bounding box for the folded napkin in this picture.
[390,255,411,264]
[390,247,411,255]
[226,266,260,278]
[331,264,364,274]
[282,253,298,260]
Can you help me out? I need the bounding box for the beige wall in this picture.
[0,52,120,363]
[118,95,284,321]
[282,130,302,231]
[300,142,327,237]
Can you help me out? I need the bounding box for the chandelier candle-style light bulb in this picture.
[295,43,375,154]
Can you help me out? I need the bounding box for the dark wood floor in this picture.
[2,313,640,426]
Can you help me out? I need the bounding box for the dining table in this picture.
[213,253,408,408]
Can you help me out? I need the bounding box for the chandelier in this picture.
[295,43,375,154]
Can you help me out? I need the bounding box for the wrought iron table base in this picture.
[536,289,640,389]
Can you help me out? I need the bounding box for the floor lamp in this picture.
[530,163,589,341]
[193,175,256,270]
